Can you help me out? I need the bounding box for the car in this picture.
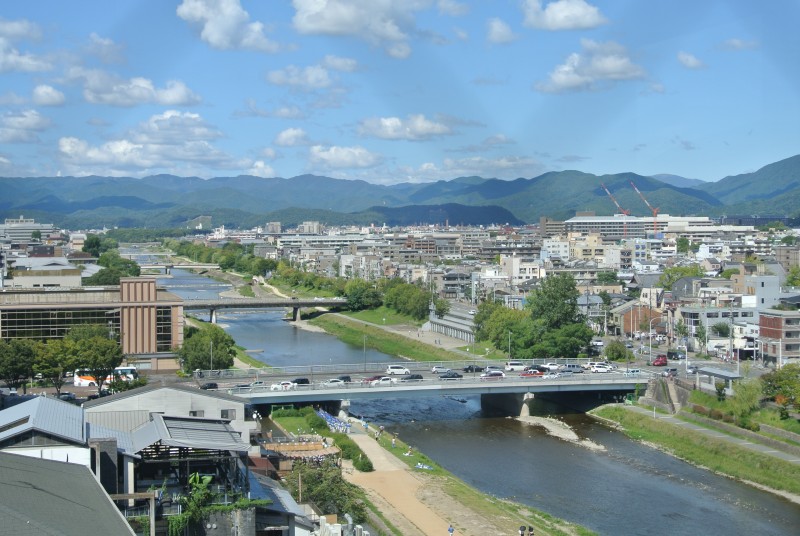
[624,341,634,348]
[525,365,550,373]
[544,362,561,371]
[560,364,584,373]
[250,381,267,387]
[624,368,642,377]
[541,372,560,379]
[270,381,297,391]
[485,365,504,373]
[431,365,451,374]
[337,375,352,383]
[667,350,687,361]
[400,374,424,382]
[362,375,383,385]
[440,370,463,380]
[652,355,668,366]
[321,378,346,388]
[386,364,411,375]
[520,369,544,378]
[591,364,611,373]
[199,382,218,390]
[591,339,604,347]
[583,361,603,370]
[480,370,505,380]
[662,367,679,377]
[468,309,477,315]
[292,377,311,385]
[370,376,397,387]
[504,360,525,371]
[58,391,76,401]
[463,364,485,373]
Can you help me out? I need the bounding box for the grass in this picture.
[594,406,800,495]
[238,285,255,297]
[341,306,424,327]
[309,314,482,363]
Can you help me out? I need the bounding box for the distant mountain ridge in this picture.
[1,154,798,228]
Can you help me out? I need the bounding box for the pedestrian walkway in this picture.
[342,423,453,536]
[624,405,800,464]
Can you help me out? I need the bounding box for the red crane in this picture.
[630,180,659,233]
[600,183,630,237]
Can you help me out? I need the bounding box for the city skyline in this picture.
[1,1,797,183]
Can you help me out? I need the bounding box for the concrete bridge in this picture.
[184,297,347,321]
[139,262,220,273]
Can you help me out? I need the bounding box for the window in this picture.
[221,409,236,420]
[189,410,204,418]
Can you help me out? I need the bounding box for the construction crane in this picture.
[629,180,659,234]
[600,183,630,237]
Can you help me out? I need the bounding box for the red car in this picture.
[520,370,544,378]
[652,355,668,366]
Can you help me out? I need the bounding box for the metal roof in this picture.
[131,413,249,452]
[0,396,85,446]
[697,367,742,380]
[0,452,136,535]
[82,382,246,408]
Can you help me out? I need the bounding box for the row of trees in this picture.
[164,239,277,277]
[0,324,125,396]
[474,273,593,359]
[83,250,142,285]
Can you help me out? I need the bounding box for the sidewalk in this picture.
[623,404,800,464]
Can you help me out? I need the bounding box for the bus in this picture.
[73,366,138,387]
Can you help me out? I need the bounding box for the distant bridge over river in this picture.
[183,297,347,321]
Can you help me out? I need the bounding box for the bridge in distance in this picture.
[183,297,347,321]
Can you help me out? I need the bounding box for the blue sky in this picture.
[0,1,797,184]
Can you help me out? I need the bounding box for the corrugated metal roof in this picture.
[0,396,84,445]
[82,382,246,408]
[0,452,135,535]
[155,414,249,451]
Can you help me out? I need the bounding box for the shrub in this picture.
[715,381,727,402]
[722,413,734,423]
[709,409,724,420]
[692,404,709,416]
[272,408,303,418]
[304,412,328,431]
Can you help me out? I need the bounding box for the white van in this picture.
[504,361,525,371]
[385,364,410,375]
[560,363,584,374]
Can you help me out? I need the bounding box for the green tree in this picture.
[65,324,115,341]
[596,271,618,285]
[433,297,450,319]
[786,266,800,287]
[781,235,797,246]
[0,340,39,392]
[285,459,367,523]
[75,337,124,395]
[760,363,800,404]
[31,230,42,241]
[531,322,593,359]
[711,322,730,338]
[35,339,80,396]
[729,377,763,423]
[657,265,704,290]
[695,323,707,352]
[526,273,581,330]
[343,279,382,311]
[178,325,236,373]
[676,237,690,254]
[675,319,689,341]
[604,340,633,362]
[719,268,739,280]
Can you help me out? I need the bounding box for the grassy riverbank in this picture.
[593,406,800,496]
[308,314,469,363]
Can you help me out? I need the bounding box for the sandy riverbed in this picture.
[516,415,606,451]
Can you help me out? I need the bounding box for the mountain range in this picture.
[1,154,799,229]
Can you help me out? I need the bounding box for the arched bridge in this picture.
[183,297,347,321]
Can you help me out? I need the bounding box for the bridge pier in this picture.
[210,308,217,324]
[520,392,535,417]
[291,307,299,321]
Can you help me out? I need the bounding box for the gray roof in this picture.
[0,452,135,535]
[698,367,742,380]
[132,413,248,453]
[82,382,246,408]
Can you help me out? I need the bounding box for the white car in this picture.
[591,365,611,373]
[544,363,561,371]
[431,365,451,374]
[541,372,560,379]
[386,365,410,375]
[504,361,525,371]
[370,376,397,387]
[321,378,346,388]
[270,381,297,391]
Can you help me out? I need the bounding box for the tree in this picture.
[719,268,739,280]
[604,340,633,362]
[343,279,382,311]
[531,322,593,359]
[35,339,80,396]
[75,337,124,395]
[178,325,236,373]
[658,265,704,290]
[285,459,367,523]
[675,319,689,341]
[0,339,41,394]
[31,230,42,241]
[760,363,800,405]
[676,237,690,254]
[694,323,707,353]
[781,235,797,246]
[433,297,450,319]
[596,271,618,285]
[526,273,581,330]
[712,322,730,338]
[729,378,763,424]
[786,266,800,287]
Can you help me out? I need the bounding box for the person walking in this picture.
[448,524,454,535]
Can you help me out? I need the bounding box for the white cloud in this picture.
[723,38,758,50]
[402,155,542,181]
[535,39,644,93]
[0,38,51,73]
[0,109,51,143]
[487,18,517,44]
[67,67,201,106]
[87,33,124,63]
[322,54,358,72]
[522,0,607,30]
[177,0,280,53]
[0,17,42,40]
[309,145,383,169]
[274,127,310,147]
[32,84,65,106]
[57,110,235,175]
[677,51,704,69]
[246,160,275,177]
[260,147,278,159]
[438,0,469,16]
[359,114,452,140]
[292,0,422,58]
[267,64,332,89]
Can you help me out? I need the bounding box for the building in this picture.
[759,308,800,364]
[0,278,183,369]
[0,216,56,242]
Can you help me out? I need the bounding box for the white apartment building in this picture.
[500,255,545,286]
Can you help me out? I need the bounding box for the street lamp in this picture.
[363,335,367,372]
[210,339,213,371]
[508,330,512,359]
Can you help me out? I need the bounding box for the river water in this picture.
[158,267,800,535]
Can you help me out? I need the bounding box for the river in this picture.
[156,266,800,535]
